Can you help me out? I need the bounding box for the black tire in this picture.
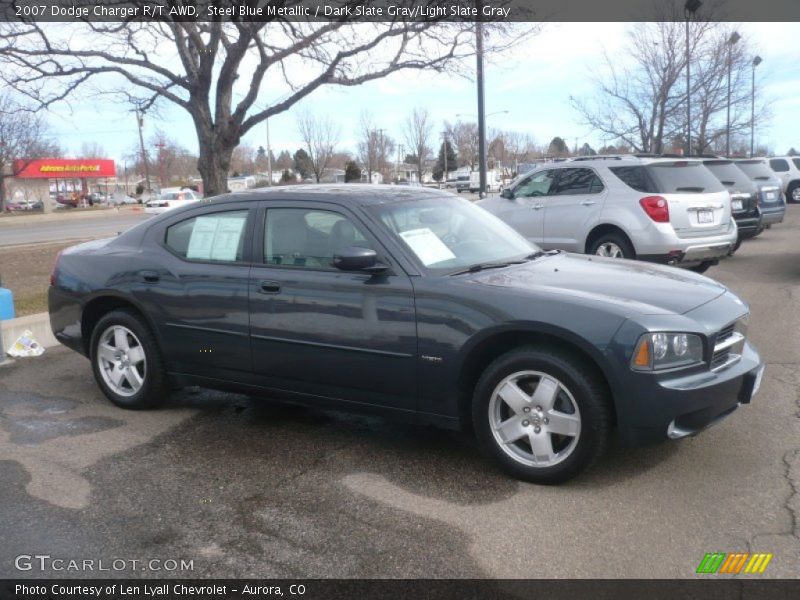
[689,261,713,274]
[472,346,612,484]
[787,183,800,204]
[588,232,635,259]
[89,309,169,409]
[731,237,742,254]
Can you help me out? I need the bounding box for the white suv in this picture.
[145,188,201,215]
[767,156,800,203]
[478,156,737,273]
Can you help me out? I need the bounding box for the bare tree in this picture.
[356,110,380,183]
[297,111,340,183]
[79,141,107,159]
[0,93,58,211]
[0,11,532,196]
[571,20,704,153]
[230,143,256,176]
[690,27,769,155]
[403,107,432,182]
[445,120,479,169]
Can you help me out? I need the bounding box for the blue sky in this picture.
[44,22,800,165]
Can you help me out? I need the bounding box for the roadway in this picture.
[0,212,151,247]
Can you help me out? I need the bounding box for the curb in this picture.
[0,206,142,226]
[1,312,60,359]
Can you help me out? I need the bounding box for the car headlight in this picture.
[631,332,704,371]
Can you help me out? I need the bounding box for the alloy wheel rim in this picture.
[793,187,800,202]
[97,325,146,397]
[596,242,624,258]
[488,370,581,468]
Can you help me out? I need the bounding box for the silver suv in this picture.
[767,156,800,203]
[478,156,736,273]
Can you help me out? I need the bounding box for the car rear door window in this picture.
[793,159,800,170]
[553,168,604,195]
[165,210,249,262]
[264,208,373,269]
[514,170,557,197]
[770,159,790,172]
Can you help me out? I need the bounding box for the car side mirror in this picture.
[501,187,514,200]
[333,247,387,273]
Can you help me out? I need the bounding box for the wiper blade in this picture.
[448,261,521,276]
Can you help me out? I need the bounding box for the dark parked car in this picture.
[734,159,785,230]
[701,158,762,249]
[49,186,764,483]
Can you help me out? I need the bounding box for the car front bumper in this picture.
[616,341,763,446]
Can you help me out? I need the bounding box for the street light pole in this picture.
[684,0,701,157]
[750,55,762,158]
[135,107,151,196]
[476,20,487,198]
[726,31,741,157]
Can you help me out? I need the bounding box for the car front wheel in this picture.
[472,346,611,484]
[90,310,169,409]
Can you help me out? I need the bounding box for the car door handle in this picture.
[531,203,544,210]
[141,270,160,283]
[259,281,281,294]
[580,200,596,206]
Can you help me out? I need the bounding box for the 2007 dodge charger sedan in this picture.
[49,185,764,483]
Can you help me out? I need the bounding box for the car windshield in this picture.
[736,161,775,180]
[703,160,753,189]
[365,195,539,274]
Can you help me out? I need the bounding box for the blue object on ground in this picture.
[0,287,15,320]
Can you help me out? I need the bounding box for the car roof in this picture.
[213,184,456,206]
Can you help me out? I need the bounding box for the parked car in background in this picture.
[49,185,763,483]
[455,174,470,193]
[734,159,785,229]
[479,156,737,273]
[701,158,761,250]
[4,199,43,211]
[109,192,139,206]
[469,169,503,193]
[145,187,201,215]
[767,156,800,203]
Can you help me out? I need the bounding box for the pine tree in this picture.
[432,140,458,181]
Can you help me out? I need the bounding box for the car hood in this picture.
[467,252,727,316]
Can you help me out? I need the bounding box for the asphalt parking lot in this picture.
[1,206,798,579]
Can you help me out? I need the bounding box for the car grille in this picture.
[711,321,746,372]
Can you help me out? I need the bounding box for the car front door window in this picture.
[515,170,556,197]
[264,208,373,269]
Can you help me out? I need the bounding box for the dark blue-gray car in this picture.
[48,186,764,483]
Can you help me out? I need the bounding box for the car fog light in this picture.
[673,334,689,356]
[652,333,669,360]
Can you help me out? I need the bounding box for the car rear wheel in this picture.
[472,346,611,484]
[90,310,169,409]
[589,233,634,259]
[789,183,800,203]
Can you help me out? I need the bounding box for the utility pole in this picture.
[265,118,273,186]
[750,55,762,158]
[476,19,487,198]
[684,0,702,157]
[135,107,151,196]
[441,131,449,188]
[155,141,166,188]
[377,128,385,183]
[726,31,741,157]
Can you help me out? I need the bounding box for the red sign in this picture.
[13,158,116,179]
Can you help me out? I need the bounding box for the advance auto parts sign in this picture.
[13,158,116,178]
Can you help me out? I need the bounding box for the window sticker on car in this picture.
[186,215,246,261]
[398,227,456,266]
